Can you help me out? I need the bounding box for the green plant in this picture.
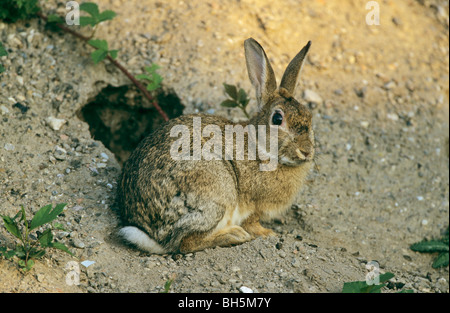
[342,272,413,293]
[0,42,7,73]
[88,39,118,64]
[136,64,164,92]
[37,2,169,121]
[160,274,176,293]
[221,83,251,119]
[410,227,449,269]
[0,203,73,271]
[78,2,116,28]
[0,0,40,23]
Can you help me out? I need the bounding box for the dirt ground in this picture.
[0,0,449,293]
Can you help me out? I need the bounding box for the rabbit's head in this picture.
[245,38,314,166]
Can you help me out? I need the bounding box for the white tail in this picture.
[119,226,166,254]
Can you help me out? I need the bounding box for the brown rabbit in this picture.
[117,38,314,254]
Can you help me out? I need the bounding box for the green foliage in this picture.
[342,272,413,293]
[0,204,73,271]
[79,2,116,27]
[160,274,176,293]
[221,83,251,119]
[0,0,40,23]
[0,42,7,73]
[88,39,118,64]
[342,272,394,293]
[136,64,164,92]
[410,227,449,269]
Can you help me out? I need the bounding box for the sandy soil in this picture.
[0,0,448,293]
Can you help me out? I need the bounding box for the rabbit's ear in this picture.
[279,41,311,95]
[244,38,277,107]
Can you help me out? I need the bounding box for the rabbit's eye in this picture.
[272,112,283,125]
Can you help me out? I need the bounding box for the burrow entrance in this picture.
[77,85,184,166]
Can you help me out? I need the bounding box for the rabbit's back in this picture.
[117,114,239,251]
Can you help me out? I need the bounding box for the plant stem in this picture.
[240,106,250,119]
[36,12,169,122]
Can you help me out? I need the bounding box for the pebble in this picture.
[4,143,15,151]
[303,89,323,105]
[73,238,86,249]
[435,277,449,293]
[100,152,109,161]
[46,116,67,131]
[360,121,370,128]
[0,105,9,115]
[81,260,96,268]
[239,286,254,293]
[387,113,399,121]
[53,146,67,161]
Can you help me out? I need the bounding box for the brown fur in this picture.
[117,38,314,253]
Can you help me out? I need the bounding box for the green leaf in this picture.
[342,272,394,293]
[1,215,22,240]
[410,240,449,253]
[223,83,238,100]
[237,88,248,105]
[52,222,67,231]
[29,203,67,231]
[342,280,367,293]
[50,242,74,256]
[14,245,26,259]
[378,272,395,283]
[38,228,53,248]
[0,65,5,73]
[88,39,108,51]
[19,259,35,271]
[79,16,96,27]
[47,14,64,24]
[432,252,449,268]
[0,42,7,57]
[4,249,16,259]
[28,248,45,259]
[146,74,163,91]
[80,2,99,17]
[98,10,116,22]
[91,49,108,64]
[109,49,118,60]
[398,289,414,293]
[220,100,239,108]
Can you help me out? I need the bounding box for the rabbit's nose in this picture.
[302,150,310,158]
[295,149,310,160]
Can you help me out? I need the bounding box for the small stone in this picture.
[81,260,96,268]
[73,238,85,249]
[436,277,449,293]
[4,143,14,151]
[46,116,67,131]
[53,146,67,161]
[421,219,428,226]
[360,121,370,128]
[383,81,396,90]
[0,105,9,115]
[387,113,399,121]
[303,89,323,105]
[239,286,254,293]
[36,273,45,282]
[100,152,109,161]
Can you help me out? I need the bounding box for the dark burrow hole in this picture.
[77,85,184,166]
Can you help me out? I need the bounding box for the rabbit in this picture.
[117,38,315,254]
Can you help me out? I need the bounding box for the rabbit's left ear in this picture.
[279,41,311,95]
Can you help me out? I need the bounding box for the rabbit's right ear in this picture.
[244,38,277,107]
